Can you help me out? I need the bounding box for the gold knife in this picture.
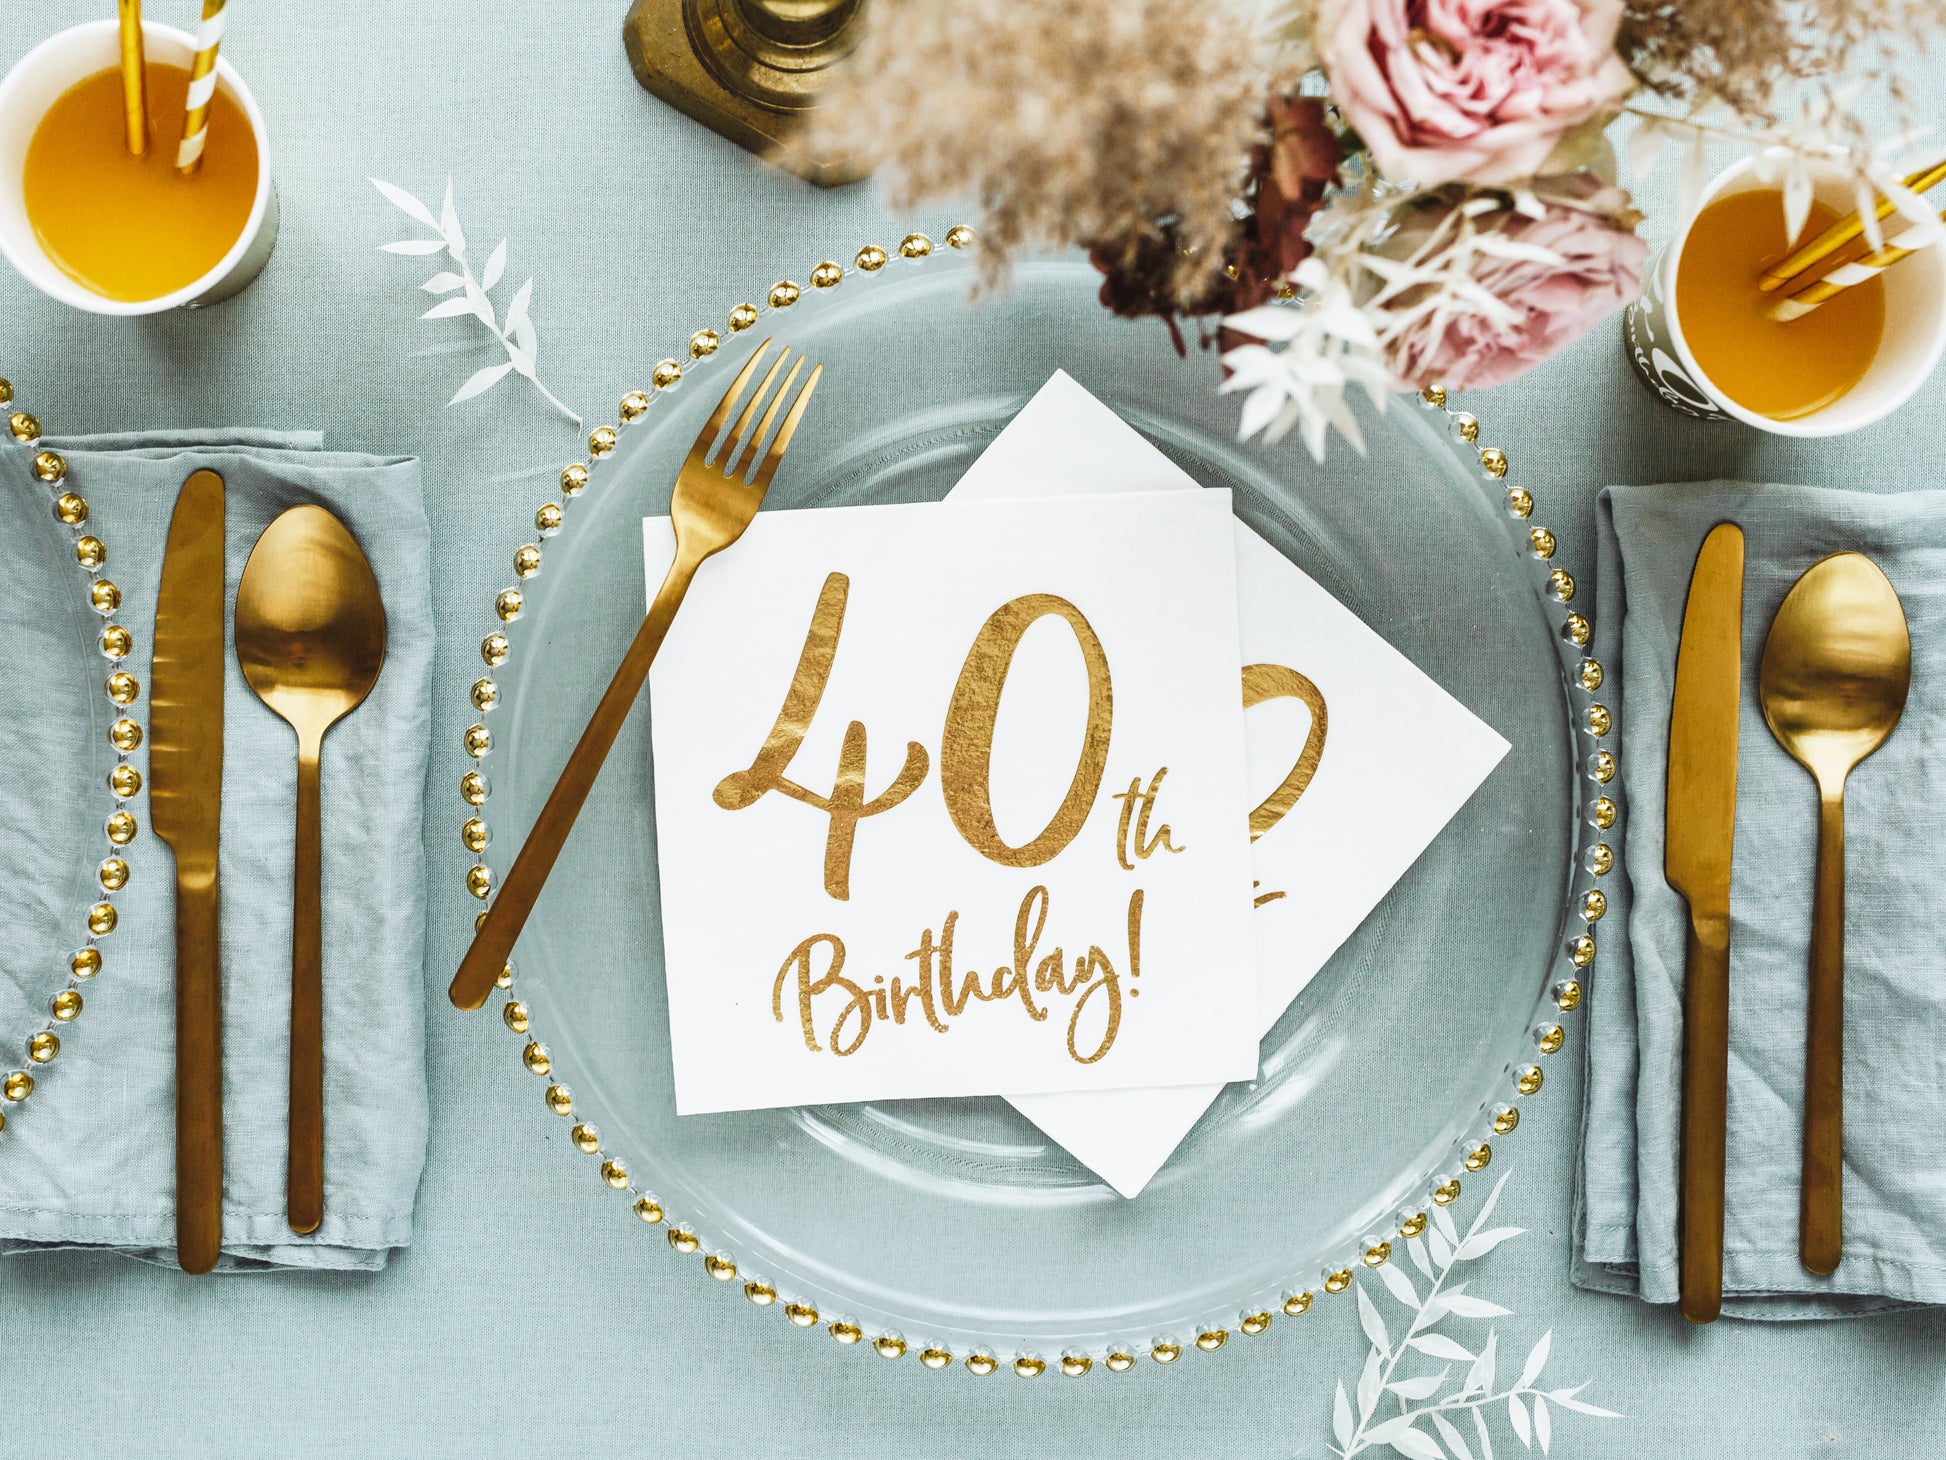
[1665,520,1745,1325]
[150,469,227,1276]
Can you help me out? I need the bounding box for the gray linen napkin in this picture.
[0,430,432,1271]
[1574,480,1946,1317]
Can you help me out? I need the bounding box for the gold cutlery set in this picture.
[150,473,388,1273]
[1668,524,1910,1322]
[450,338,821,1011]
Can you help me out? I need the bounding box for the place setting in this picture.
[11,0,1946,1451]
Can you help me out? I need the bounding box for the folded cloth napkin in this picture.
[1574,480,1946,1317]
[0,430,432,1271]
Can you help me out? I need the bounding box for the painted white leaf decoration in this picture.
[1379,1261,1420,1309]
[1408,1333,1475,1362]
[374,174,580,427]
[1546,1385,1622,1419]
[1783,165,1814,248]
[1626,117,1665,180]
[1431,1203,1460,1247]
[1427,1225,1455,1269]
[1456,1227,1524,1262]
[1518,1331,1552,1389]
[1387,1370,1448,1400]
[1441,1294,1514,1320]
[504,278,534,339]
[1334,1380,1354,1451]
[440,176,466,260]
[1534,1396,1552,1455]
[1474,1405,1495,1460]
[1392,1428,1445,1460]
[1465,1329,1498,1397]
[1508,1393,1531,1450]
[1358,1283,1391,1354]
[1407,1234,1435,1279]
[1472,1169,1514,1231]
[449,361,514,405]
[369,177,439,230]
[1362,1415,1420,1447]
[463,274,496,330]
[1430,1411,1473,1460]
[1358,1347,1384,1423]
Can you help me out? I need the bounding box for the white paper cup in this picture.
[1624,151,1946,435]
[0,20,277,314]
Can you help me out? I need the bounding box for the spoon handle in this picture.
[288,740,325,1235]
[1802,789,1846,1275]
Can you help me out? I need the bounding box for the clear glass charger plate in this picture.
[0,395,143,1133]
[466,250,1613,1372]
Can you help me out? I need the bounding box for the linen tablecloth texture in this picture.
[1574,480,1946,1317]
[0,430,432,1270]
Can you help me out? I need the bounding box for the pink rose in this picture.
[1319,0,1633,186]
[1383,182,1646,390]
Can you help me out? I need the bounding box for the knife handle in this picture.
[175,865,223,1276]
[1678,907,1729,1324]
[288,738,325,1236]
[1801,789,1846,1276]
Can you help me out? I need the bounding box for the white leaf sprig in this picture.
[370,177,582,427]
[1328,1169,1622,1459]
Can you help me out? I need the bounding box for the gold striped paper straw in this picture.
[175,0,227,176]
[1758,159,1946,293]
[117,0,149,158]
[1768,210,1946,322]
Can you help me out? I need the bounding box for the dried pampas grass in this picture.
[800,0,1305,314]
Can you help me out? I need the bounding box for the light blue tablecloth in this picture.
[4,5,1946,1456]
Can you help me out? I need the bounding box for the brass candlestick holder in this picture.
[624,0,866,187]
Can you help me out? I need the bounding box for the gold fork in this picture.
[450,339,823,1010]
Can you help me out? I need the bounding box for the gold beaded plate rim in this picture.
[0,386,146,1138]
[453,235,1614,1377]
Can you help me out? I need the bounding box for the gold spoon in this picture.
[1759,552,1910,1276]
[236,507,387,1236]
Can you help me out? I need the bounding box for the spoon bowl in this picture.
[1759,550,1909,1277]
[236,505,387,1235]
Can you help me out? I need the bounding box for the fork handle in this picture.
[450,551,701,1010]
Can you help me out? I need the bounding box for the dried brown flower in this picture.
[1620,0,1936,126]
[800,0,1306,317]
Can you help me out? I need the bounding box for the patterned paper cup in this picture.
[1624,151,1946,435]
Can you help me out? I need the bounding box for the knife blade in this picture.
[150,468,227,1277]
[1665,519,1745,1325]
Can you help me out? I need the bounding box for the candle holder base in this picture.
[623,0,866,188]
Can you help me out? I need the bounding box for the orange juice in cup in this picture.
[0,21,276,313]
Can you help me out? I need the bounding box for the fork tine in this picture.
[733,356,805,480]
[691,338,774,466]
[719,348,792,469]
[750,362,823,494]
